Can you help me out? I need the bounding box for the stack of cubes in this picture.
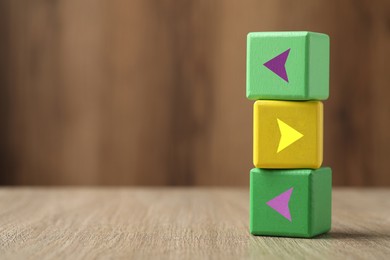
[246,32,332,238]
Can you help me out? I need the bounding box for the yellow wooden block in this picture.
[253,100,323,168]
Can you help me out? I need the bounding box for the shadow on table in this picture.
[315,231,390,240]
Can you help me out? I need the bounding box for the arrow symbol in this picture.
[263,48,290,82]
[277,118,303,153]
[266,187,293,222]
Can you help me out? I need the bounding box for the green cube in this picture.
[246,31,330,100]
[250,167,332,238]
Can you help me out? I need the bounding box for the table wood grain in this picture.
[0,188,389,259]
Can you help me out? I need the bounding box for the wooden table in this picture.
[0,188,389,259]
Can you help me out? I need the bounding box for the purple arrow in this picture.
[266,187,293,222]
[263,48,290,82]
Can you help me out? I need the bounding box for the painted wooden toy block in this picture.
[246,31,329,101]
[253,100,323,169]
[250,167,332,238]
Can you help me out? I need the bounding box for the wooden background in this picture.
[0,0,389,186]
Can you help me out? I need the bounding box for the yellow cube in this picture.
[253,100,323,169]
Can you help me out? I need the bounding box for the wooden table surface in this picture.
[0,188,389,259]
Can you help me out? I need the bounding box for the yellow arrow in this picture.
[277,118,304,153]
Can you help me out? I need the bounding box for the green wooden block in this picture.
[250,167,332,238]
[246,31,330,100]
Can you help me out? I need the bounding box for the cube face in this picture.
[253,100,323,168]
[246,31,329,100]
[250,167,332,238]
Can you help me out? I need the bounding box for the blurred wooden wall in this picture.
[0,0,389,186]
